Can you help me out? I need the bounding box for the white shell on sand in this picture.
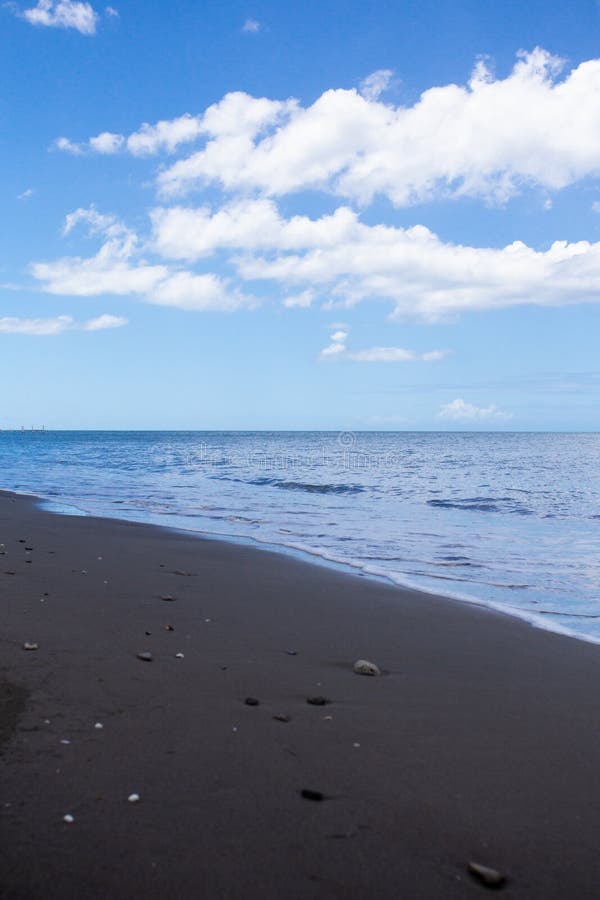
[353,659,381,676]
[128,793,140,803]
[63,814,75,823]
[22,642,39,651]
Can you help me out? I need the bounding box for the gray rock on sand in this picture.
[137,651,153,662]
[467,861,507,888]
[353,659,381,676]
[22,642,39,651]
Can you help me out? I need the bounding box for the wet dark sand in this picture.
[1,489,600,899]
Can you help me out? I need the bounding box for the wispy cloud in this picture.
[438,398,512,423]
[81,313,127,330]
[0,314,127,335]
[359,69,393,101]
[319,329,449,362]
[53,136,85,154]
[242,17,260,33]
[17,188,34,200]
[19,0,99,34]
[282,290,314,309]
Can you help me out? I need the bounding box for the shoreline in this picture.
[20,485,600,649]
[3,489,600,898]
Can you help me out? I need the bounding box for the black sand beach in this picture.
[2,489,600,899]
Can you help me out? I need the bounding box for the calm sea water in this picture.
[1,431,599,642]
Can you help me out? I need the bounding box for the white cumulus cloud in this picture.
[33,200,600,322]
[31,206,255,313]
[438,398,512,422]
[20,0,99,34]
[148,272,255,312]
[89,132,124,154]
[55,94,297,161]
[319,329,449,362]
[146,49,600,204]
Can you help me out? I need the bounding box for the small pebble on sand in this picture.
[467,861,507,888]
[94,722,103,730]
[306,696,330,706]
[127,793,140,803]
[137,652,153,662]
[175,652,185,659]
[22,642,39,651]
[244,697,260,706]
[63,814,75,824]
[301,789,324,802]
[353,659,382,676]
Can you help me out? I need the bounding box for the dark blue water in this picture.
[1,430,599,642]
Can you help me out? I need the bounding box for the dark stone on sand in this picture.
[136,652,153,662]
[273,714,291,722]
[468,861,507,889]
[244,697,260,706]
[160,595,176,602]
[286,649,298,655]
[301,789,324,802]
[306,696,330,706]
[164,624,175,631]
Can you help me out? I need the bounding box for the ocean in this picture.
[1,430,599,643]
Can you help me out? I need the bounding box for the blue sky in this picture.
[2,0,600,430]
